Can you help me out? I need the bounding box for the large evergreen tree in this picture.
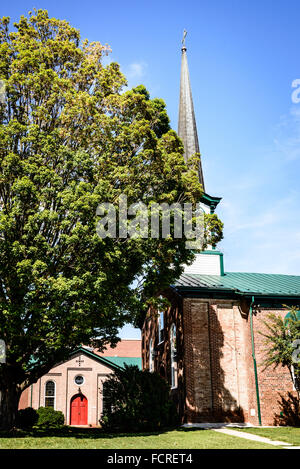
[0,10,222,429]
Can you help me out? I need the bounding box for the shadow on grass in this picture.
[0,425,205,440]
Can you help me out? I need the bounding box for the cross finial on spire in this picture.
[182,29,187,49]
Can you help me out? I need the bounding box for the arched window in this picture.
[170,324,177,389]
[158,311,164,343]
[45,380,55,409]
[102,381,111,415]
[149,338,154,372]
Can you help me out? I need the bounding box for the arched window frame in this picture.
[158,310,164,344]
[102,380,112,416]
[170,323,178,389]
[44,380,56,409]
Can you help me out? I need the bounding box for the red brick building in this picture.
[142,273,300,426]
[141,38,300,426]
[19,340,141,426]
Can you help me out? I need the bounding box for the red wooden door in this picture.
[70,394,88,425]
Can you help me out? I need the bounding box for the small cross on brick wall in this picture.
[76,356,84,367]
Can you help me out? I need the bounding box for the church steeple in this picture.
[179,31,224,276]
[178,30,205,191]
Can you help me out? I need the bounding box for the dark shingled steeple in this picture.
[178,30,205,191]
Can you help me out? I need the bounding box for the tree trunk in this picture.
[0,383,21,431]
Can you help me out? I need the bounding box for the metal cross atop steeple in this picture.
[178,30,205,190]
[182,29,187,48]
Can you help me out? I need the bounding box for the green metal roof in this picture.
[201,192,222,210]
[70,347,124,370]
[104,356,142,369]
[29,348,141,372]
[174,272,300,297]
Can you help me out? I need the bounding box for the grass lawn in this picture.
[236,427,300,446]
[0,427,279,449]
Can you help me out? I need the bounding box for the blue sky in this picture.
[3,1,300,338]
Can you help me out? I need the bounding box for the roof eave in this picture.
[172,285,300,302]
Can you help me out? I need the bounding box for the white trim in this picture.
[184,252,222,275]
[158,311,164,344]
[170,323,178,389]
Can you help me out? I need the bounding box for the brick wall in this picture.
[182,298,249,423]
[141,290,186,421]
[94,339,141,357]
[18,340,142,426]
[142,292,297,425]
[250,306,297,426]
[18,387,29,409]
[19,353,115,425]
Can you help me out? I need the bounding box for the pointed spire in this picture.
[178,30,205,191]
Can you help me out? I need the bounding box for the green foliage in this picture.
[36,406,65,428]
[100,364,179,432]
[204,213,224,248]
[261,306,300,396]
[16,407,38,429]
[0,9,222,429]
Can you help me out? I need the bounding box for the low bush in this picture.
[36,407,65,428]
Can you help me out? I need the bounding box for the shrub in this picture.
[99,364,179,432]
[36,407,65,428]
[16,407,38,429]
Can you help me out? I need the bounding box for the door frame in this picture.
[70,393,88,425]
